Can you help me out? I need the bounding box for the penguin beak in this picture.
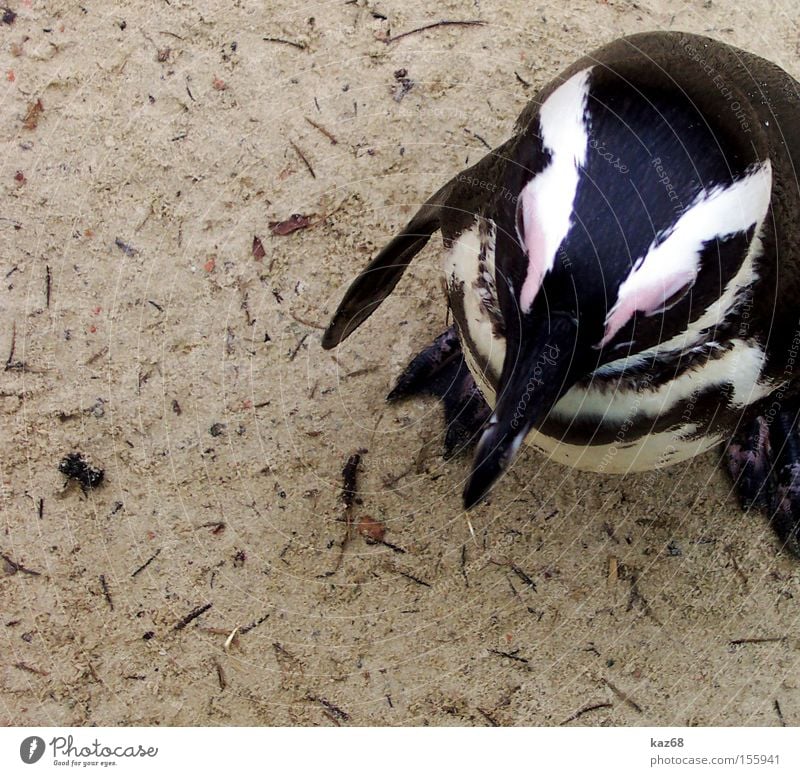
[463,314,580,509]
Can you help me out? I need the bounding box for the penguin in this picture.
[322,31,800,555]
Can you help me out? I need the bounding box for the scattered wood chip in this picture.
[357,515,386,542]
[252,235,266,260]
[22,98,44,130]
[224,627,239,651]
[269,213,311,236]
[608,556,618,585]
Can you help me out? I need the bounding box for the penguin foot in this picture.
[726,410,800,555]
[387,326,491,458]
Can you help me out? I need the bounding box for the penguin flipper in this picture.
[387,327,491,459]
[321,182,453,350]
[322,138,514,350]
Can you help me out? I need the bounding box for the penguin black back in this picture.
[322,32,800,554]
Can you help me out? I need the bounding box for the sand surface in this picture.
[2,0,800,726]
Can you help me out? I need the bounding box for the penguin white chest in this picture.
[443,223,772,474]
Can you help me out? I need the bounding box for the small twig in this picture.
[309,695,350,722]
[131,548,161,577]
[13,661,49,676]
[560,702,613,725]
[774,699,786,726]
[602,678,643,714]
[174,602,212,630]
[304,117,338,144]
[725,544,749,588]
[514,71,531,88]
[465,128,491,150]
[510,563,537,591]
[273,641,299,663]
[197,521,226,534]
[488,648,529,664]
[476,707,499,726]
[1,551,42,576]
[398,570,431,588]
[85,346,108,365]
[99,574,113,610]
[147,299,164,312]
[290,140,316,179]
[45,265,51,307]
[376,538,406,554]
[37,498,44,519]
[729,636,788,645]
[5,321,18,371]
[288,310,325,330]
[239,612,270,635]
[288,332,309,362]
[263,36,306,50]
[383,19,486,44]
[214,660,227,690]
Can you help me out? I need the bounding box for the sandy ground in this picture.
[2,0,800,727]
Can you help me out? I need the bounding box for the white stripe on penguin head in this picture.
[518,67,593,313]
[599,160,773,348]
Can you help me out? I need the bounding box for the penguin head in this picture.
[463,67,773,507]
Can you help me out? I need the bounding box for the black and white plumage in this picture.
[322,32,800,553]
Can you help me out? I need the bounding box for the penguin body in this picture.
[323,32,800,552]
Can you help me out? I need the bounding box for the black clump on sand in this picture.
[58,452,104,491]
